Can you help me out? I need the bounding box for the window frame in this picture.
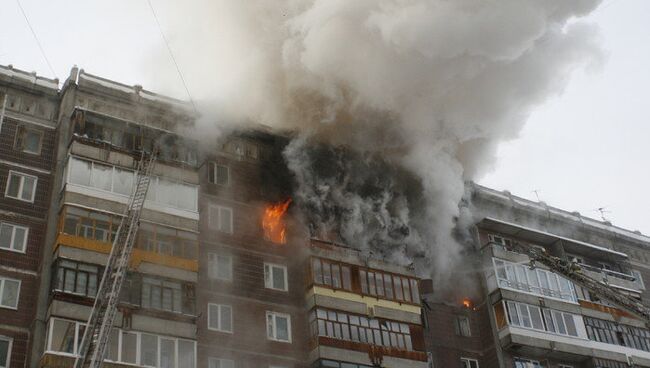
[264,262,288,292]
[493,257,577,303]
[209,357,235,368]
[0,222,28,253]
[266,311,292,343]
[455,315,471,337]
[45,317,197,367]
[209,205,233,234]
[461,357,479,368]
[208,303,233,333]
[208,253,233,281]
[53,259,100,298]
[208,162,230,186]
[5,170,37,202]
[14,124,43,155]
[0,277,21,310]
[0,335,12,368]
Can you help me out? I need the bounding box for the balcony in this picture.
[577,263,642,293]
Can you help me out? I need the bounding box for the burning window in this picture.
[262,199,291,244]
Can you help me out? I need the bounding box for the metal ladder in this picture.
[74,149,156,368]
[511,242,650,325]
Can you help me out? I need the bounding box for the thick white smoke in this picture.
[147,0,603,287]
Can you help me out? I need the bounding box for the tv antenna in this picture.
[593,207,612,222]
[532,189,542,202]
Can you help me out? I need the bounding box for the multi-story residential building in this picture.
[31,67,201,368]
[423,183,650,368]
[0,65,59,368]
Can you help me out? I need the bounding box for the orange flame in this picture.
[462,298,472,309]
[263,198,292,244]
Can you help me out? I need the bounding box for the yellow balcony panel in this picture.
[309,285,421,315]
[55,233,198,272]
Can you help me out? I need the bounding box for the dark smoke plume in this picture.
[146,0,604,288]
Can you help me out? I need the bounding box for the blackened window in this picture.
[53,259,99,297]
[208,163,229,186]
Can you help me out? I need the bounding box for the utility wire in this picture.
[15,0,57,79]
[146,0,198,113]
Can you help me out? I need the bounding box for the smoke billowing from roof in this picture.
[148,0,603,288]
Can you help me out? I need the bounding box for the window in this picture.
[503,300,579,337]
[309,308,414,351]
[313,361,374,368]
[67,157,198,211]
[493,258,576,302]
[311,258,352,291]
[53,260,99,297]
[208,304,233,333]
[359,268,419,304]
[0,277,20,309]
[208,163,230,186]
[264,263,288,291]
[142,277,182,313]
[209,205,233,234]
[0,336,11,368]
[488,233,512,248]
[5,171,37,202]
[461,358,479,368]
[267,311,291,342]
[0,222,28,253]
[632,270,645,289]
[15,125,43,154]
[514,358,542,368]
[455,316,471,337]
[46,318,197,366]
[584,316,650,352]
[209,358,235,368]
[208,253,233,281]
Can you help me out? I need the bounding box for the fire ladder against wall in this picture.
[74,149,157,368]
[511,242,650,325]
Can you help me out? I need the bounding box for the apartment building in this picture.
[426,183,650,368]
[0,65,59,368]
[32,67,200,368]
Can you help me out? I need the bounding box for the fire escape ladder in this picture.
[74,149,157,368]
[512,242,650,325]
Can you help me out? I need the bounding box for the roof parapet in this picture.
[0,64,59,91]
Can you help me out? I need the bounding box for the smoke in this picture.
[146,0,603,287]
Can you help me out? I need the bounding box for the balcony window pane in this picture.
[312,259,323,284]
[384,274,393,299]
[141,333,158,367]
[92,163,112,191]
[160,338,176,368]
[367,272,376,295]
[178,340,195,368]
[113,168,134,196]
[75,272,87,294]
[563,313,578,336]
[121,332,137,364]
[331,264,341,288]
[70,158,91,186]
[360,270,367,293]
[50,319,75,354]
[323,261,332,286]
[402,277,411,302]
[375,273,384,296]
[529,306,544,330]
[106,329,119,362]
[393,276,403,300]
[342,266,351,290]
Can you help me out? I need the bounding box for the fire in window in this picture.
[262,199,291,244]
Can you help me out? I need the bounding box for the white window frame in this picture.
[488,233,512,247]
[209,205,233,234]
[461,357,479,368]
[0,222,28,253]
[0,335,12,368]
[455,315,471,337]
[209,357,235,368]
[208,303,233,333]
[266,311,292,343]
[514,358,542,368]
[208,253,233,281]
[493,258,577,303]
[0,277,21,310]
[45,317,197,367]
[208,162,230,186]
[264,262,288,292]
[5,170,37,202]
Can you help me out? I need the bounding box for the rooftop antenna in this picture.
[593,207,612,222]
[532,189,542,202]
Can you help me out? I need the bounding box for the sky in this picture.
[1,0,648,235]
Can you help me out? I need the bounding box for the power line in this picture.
[15,0,57,78]
[146,0,198,113]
